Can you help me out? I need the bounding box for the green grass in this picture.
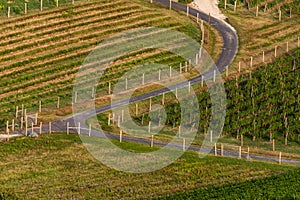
[0,133,296,199]
[156,168,300,199]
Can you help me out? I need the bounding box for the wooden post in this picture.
[7,6,10,18]
[274,46,277,57]
[201,75,204,87]
[49,122,51,134]
[149,98,152,111]
[108,82,111,94]
[286,41,289,52]
[25,3,27,14]
[175,88,178,98]
[39,122,42,134]
[279,152,282,164]
[289,7,292,18]
[298,37,299,48]
[213,70,216,82]
[241,134,243,146]
[234,1,237,12]
[148,121,151,133]
[224,0,227,9]
[214,143,217,156]
[21,104,24,118]
[150,135,154,147]
[169,66,172,77]
[185,61,188,72]
[12,119,15,132]
[238,146,242,159]
[56,0,58,7]
[67,122,69,135]
[56,96,60,109]
[182,138,186,151]
[186,6,189,16]
[91,87,95,98]
[25,120,28,136]
[256,5,258,17]
[188,81,191,93]
[162,93,165,105]
[210,130,213,143]
[197,13,199,23]
[119,130,123,142]
[178,125,181,138]
[117,115,120,127]
[221,144,224,156]
[31,122,34,133]
[226,66,228,77]
[6,121,9,134]
[238,61,241,73]
[262,51,265,63]
[39,101,42,112]
[278,9,281,21]
[250,56,253,68]
[195,53,198,65]
[272,139,275,151]
[179,63,182,74]
[208,12,211,25]
[142,73,145,85]
[74,92,77,103]
[40,0,43,11]
[125,77,128,90]
[78,122,81,135]
[169,0,171,10]
[72,0,74,4]
[135,104,138,116]
[15,106,18,118]
[21,116,23,129]
[247,147,250,160]
[121,110,124,122]
[158,69,161,80]
[108,113,111,125]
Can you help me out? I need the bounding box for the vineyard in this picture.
[0,0,218,128]
[220,0,300,74]
[97,49,299,155]
[0,0,299,198]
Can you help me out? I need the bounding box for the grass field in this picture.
[0,133,297,199]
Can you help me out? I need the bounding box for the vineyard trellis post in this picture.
[49,122,52,134]
[182,138,186,151]
[197,13,199,23]
[214,143,217,156]
[186,6,189,17]
[150,135,154,147]
[40,0,43,11]
[272,139,275,151]
[148,121,151,133]
[169,0,171,10]
[7,6,10,18]
[278,9,281,21]
[224,0,227,9]
[256,5,258,17]
[67,122,69,135]
[238,146,242,159]
[279,152,282,164]
[24,3,27,14]
[119,130,123,143]
[234,1,237,12]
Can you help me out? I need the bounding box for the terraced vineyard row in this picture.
[0,0,204,128]
[221,0,300,75]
